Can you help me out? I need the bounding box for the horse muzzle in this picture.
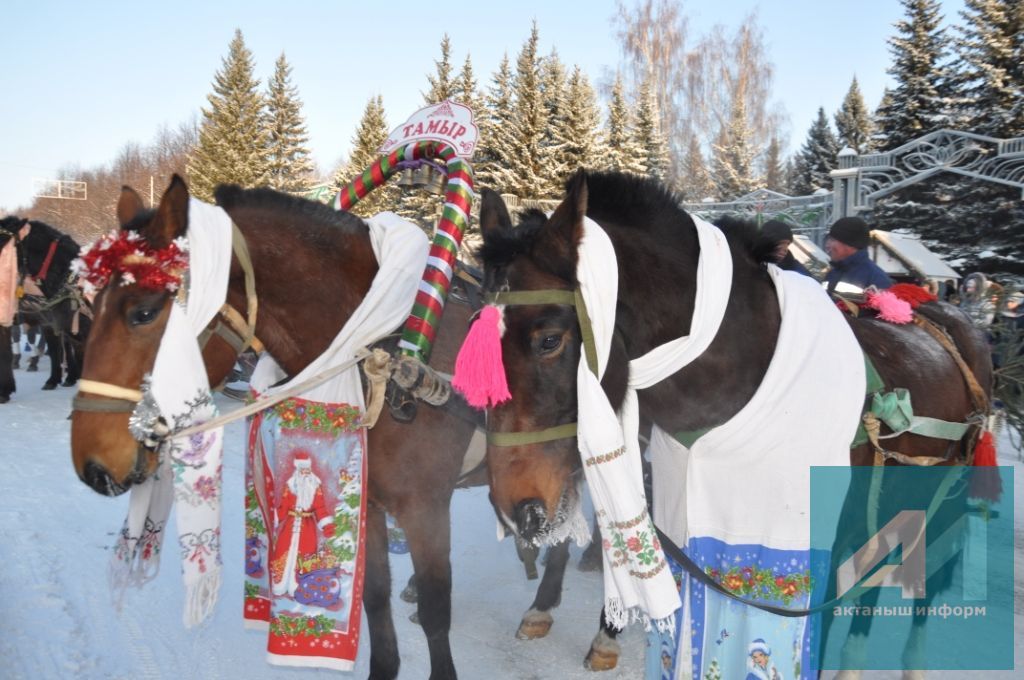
[78,444,152,497]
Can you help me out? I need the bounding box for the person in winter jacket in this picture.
[824,216,892,294]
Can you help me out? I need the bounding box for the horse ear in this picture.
[478,189,512,241]
[541,170,588,256]
[147,175,190,247]
[116,187,146,228]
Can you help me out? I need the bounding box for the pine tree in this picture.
[711,82,759,199]
[634,72,670,181]
[605,73,645,175]
[792,107,839,195]
[506,23,547,198]
[423,34,456,104]
[677,134,713,201]
[870,88,896,149]
[834,76,874,153]
[560,66,606,174]
[474,55,518,195]
[187,29,270,201]
[402,35,460,227]
[762,135,786,193]
[538,49,570,197]
[333,95,399,218]
[264,53,315,193]
[876,0,952,150]
[454,54,484,118]
[953,0,1024,138]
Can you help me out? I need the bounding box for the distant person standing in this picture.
[824,216,892,294]
[760,220,813,277]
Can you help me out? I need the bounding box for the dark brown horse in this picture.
[0,216,90,399]
[472,170,993,673]
[69,176,584,680]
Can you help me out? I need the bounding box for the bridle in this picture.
[73,222,262,415]
[482,287,597,447]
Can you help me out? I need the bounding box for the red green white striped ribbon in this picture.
[333,140,474,362]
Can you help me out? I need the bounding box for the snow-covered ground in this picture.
[0,366,1020,679]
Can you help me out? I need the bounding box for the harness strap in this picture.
[77,378,143,403]
[913,315,988,416]
[72,393,138,413]
[35,239,59,282]
[487,422,578,447]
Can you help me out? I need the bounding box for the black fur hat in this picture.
[761,220,793,243]
[828,216,871,249]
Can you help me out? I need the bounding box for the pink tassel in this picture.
[452,305,511,409]
[866,289,913,324]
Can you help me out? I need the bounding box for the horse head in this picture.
[70,175,236,496]
[20,218,81,298]
[476,173,626,543]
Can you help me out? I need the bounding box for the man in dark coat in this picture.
[824,216,893,294]
[760,220,813,278]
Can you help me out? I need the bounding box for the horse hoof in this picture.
[0,395,9,404]
[583,647,619,671]
[408,610,419,625]
[26,364,38,372]
[42,381,57,390]
[61,378,77,387]
[400,582,418,604]
[577,546,603,572]
[516,609,553,640]
[584,628,620,672]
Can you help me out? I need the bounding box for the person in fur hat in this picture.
[824,216,892,294]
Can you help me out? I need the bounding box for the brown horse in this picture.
[69,176,580,680]
[471,170,993,674]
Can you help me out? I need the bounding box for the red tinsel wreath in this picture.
[73,230,189,295]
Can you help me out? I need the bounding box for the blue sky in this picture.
[0,0,965,213]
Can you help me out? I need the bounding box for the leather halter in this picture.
[73,223,262,414]
[483,288,596,447]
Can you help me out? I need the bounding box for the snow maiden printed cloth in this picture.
[243,212,428,671]
[645,265,864,680]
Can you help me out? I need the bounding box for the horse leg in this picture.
[42,327,61,389]
[0,326,14,402]
[61,334,81,386]
[364,501,400,680]
[401,503,457,680]
[516,538,570,640]
[578,516,603,572]
[583,607,623,671]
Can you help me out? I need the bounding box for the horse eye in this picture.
[128,306,159,326]
[538,334,562,354]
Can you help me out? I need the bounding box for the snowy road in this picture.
[0,366,1020,679]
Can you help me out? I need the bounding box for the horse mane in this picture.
[213,184,366,236]
[24,219,81,296]
[477,171,774,276]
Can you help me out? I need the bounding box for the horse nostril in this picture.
[81,460,128,497]
[514,499,547,542]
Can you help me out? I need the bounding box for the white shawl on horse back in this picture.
[650,264,864,679]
